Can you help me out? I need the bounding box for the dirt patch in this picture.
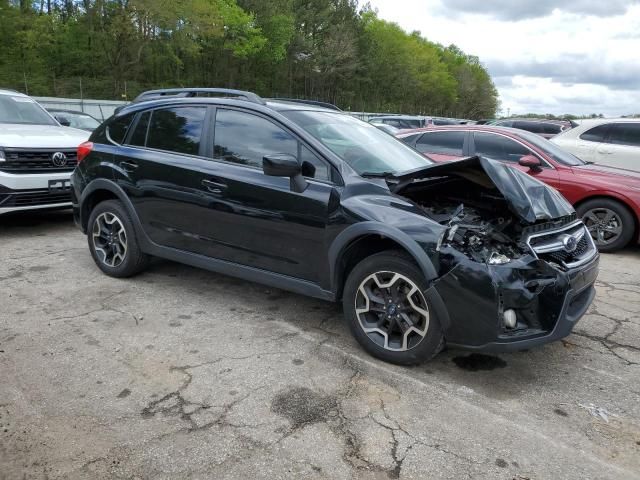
[271,387,337,429]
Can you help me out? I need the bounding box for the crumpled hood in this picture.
[0,124,89,149]
[392,156,575,223]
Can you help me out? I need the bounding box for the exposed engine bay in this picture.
[400,177,529,264]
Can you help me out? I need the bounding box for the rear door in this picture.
[575,124,610,162]
[413,130,468,162]
[114,104,215,252]
[602,123,640,171]
[471,131,560,187]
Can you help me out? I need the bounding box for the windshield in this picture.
[54,112,100,129]
[283,111,432,175]
[0,94,57,126]
[518,129,585,166]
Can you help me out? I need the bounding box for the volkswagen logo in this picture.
[561,234,578,253]
[51,152,68,167]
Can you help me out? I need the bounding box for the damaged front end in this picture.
[392,157,599,351]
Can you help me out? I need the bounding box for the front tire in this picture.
[87,200,149,277]
[342,251,444,365]
[577,199,635,253]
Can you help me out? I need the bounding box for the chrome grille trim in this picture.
[526,220,597,269]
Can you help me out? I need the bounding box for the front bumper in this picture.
[0,171,73,214]
[434,252,599,352]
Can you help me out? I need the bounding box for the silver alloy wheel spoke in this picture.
[92,212,128,268]
[355,271,429,352]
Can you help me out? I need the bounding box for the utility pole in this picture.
[23,72,28,95]
[79,77,84,112]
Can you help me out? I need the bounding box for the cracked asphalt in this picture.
[1,211,640,480]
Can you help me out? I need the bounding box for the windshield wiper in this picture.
[361,171,396,178]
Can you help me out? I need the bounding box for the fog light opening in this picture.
[503,309,517,329]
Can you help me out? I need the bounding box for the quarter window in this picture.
[474,132,531,163]
[107,114,134,144]
[146,107,207,155]
[416,131,465,155]
[608,123,640,147]
[128,111,150,147]
[580,124,609,143]
[300,145,330,181]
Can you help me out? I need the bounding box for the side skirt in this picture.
[146,242,336,303]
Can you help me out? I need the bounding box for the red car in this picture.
[398,125,640,252]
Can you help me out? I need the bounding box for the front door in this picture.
[191,107,336,283]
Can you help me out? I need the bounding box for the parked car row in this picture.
[489,118,575,139]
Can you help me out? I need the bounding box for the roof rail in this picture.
[269,98,342,111]
[133,88,266,105]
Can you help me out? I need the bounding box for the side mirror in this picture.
[518,154,542,171]
[56,116,71,127]
[263,154,308,193]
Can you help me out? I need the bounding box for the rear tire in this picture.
[342,251,444,365]
[87,200,150,277]
[577,198,635,253]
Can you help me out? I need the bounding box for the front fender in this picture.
[328,221,440,287]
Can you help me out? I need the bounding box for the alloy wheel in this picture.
[354,271,429,352]
[92,212,128,267]
[582,208,623,247]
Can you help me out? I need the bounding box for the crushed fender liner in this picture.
[390,156,574,223]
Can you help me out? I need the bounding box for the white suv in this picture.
[0,89,89,215]
[551,118,640,172]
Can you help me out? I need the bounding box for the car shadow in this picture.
[141,258,569,400]
[0,209,74,233]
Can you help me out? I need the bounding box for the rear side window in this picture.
[474,132,530,163]
[214,109,298,168]
[107,114,133,144]
[580,124,609,143]
[146,107,207,156]
[608,123,640,147]
[416,131,465,155]
[128,111,150,147]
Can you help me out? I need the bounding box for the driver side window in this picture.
[213,109,330,181]
[474,132,531,163]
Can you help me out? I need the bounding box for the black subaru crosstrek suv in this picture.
[71,88,599,365]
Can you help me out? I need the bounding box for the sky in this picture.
[367,0,640,116]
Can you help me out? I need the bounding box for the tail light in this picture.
[77,141,94,163]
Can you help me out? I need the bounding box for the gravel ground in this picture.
[1,211,639,480]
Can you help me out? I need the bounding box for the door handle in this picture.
[202,178,227,194]
[121,160,139,172]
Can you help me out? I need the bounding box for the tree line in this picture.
[0,0,499,118]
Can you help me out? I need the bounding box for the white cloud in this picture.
[366,0,640,116]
